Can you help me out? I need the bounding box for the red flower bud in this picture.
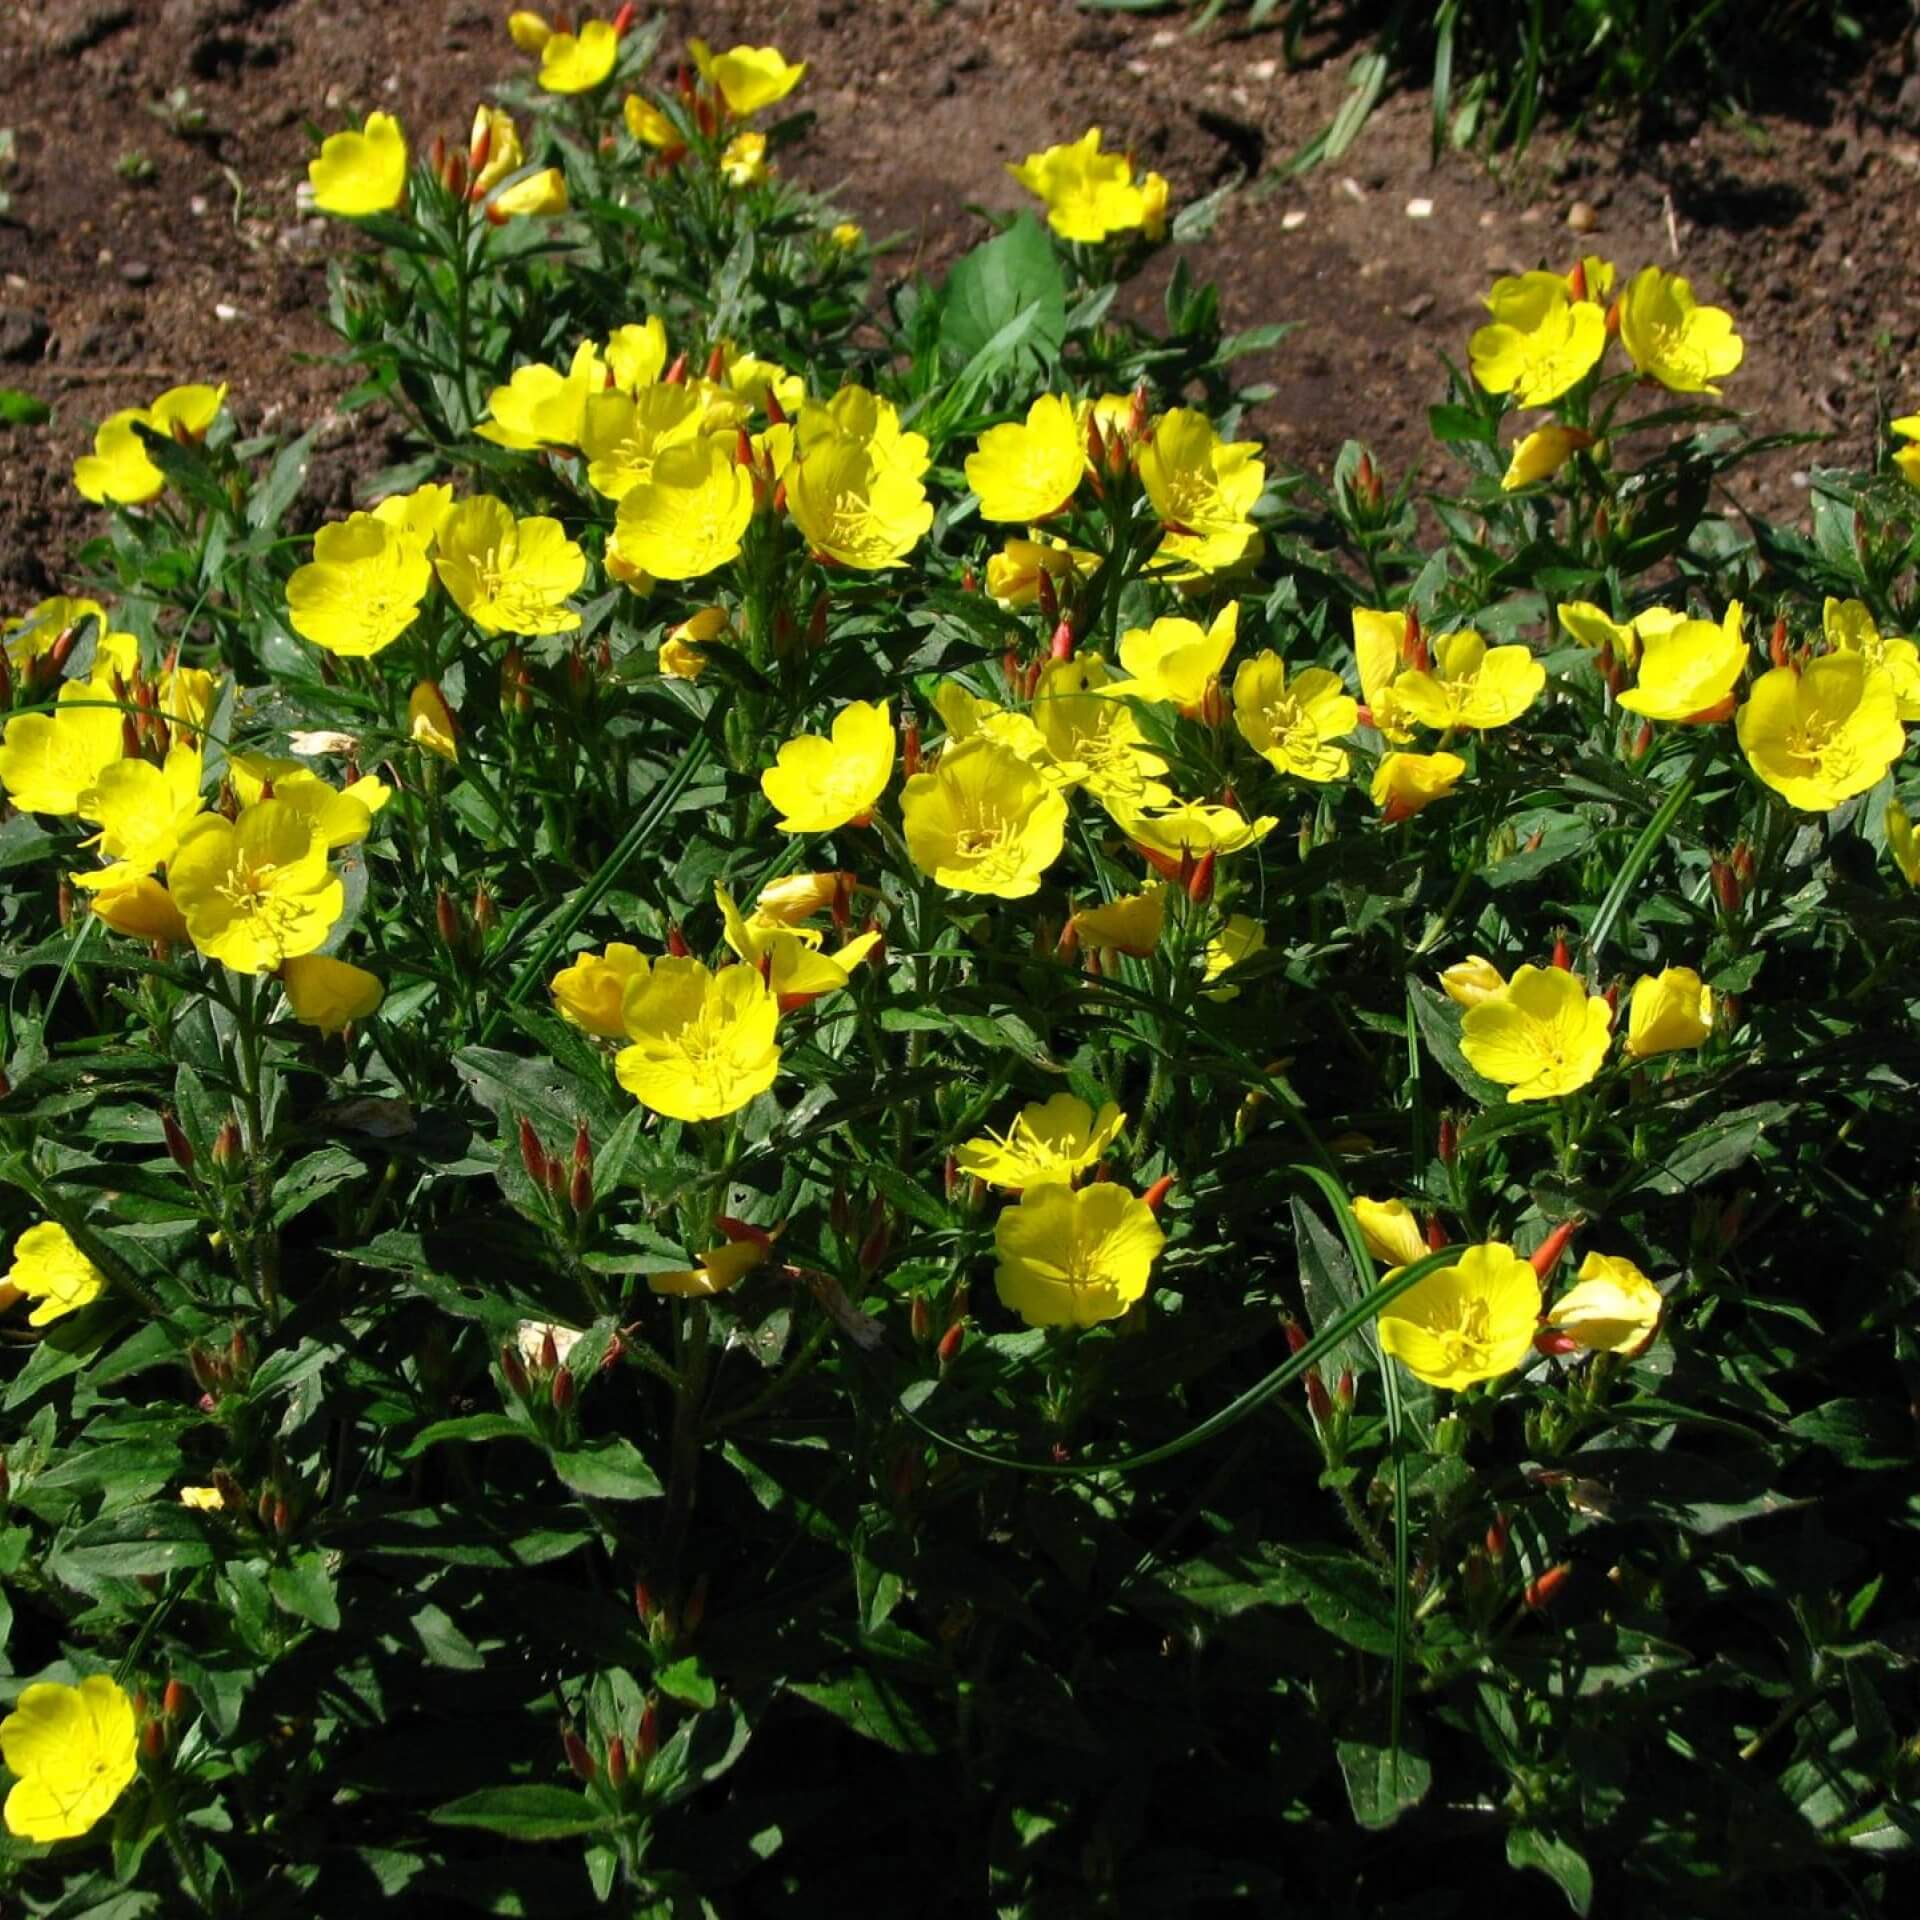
[435,887,462,951]
[500,1342,530,1398]
[1486,1510,1509,1559]
[212,1119,242,1170]
[634,1579,654,1623]
[1140,1174,1175,1214]
[162,1109,195,1172]
[519,1117,548,1188]
[1425,1213,1446,1252]
[605,1734,628,1789]
[1533,1325,1583,1357]
[1731,839,1756,886]
[1524,1563,1574,1611]
[1566,258,1588,302]
[910,1292,932,1342]
[1035,567,1058,620]
[1770,615,1790,669]
[1437,1112,1458,1166]
[142,1719,167,1760]
[1305,1369,1333,1426]
[1282,1316,1309,1355]
[1049,617,1075,662]
[1529,1219,1579,1280]
[1711,857,1742,915]
[937,1320,966,1368]
[551,1366,576,1413]
[164,1679,189,1720]
[667,923,691,958]
[611,1,638,34]
[540,1327,560,1374]
[902,714,922,778]
[636,1699,660,1762]
[563,1726,596,1780]
[1186,847,1215,903]
[663,352,689,386]
[1550,933,1572,971]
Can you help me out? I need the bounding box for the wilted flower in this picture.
[408,681,458,762]
[1070,885,1167,957]
[719,131,769,188]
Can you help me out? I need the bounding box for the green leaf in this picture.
[654,1656,717,1709]
[1506,1827,1594,1914]
[269,1549,341,1630]
[0,387,50,426]
[938,213,1065,378]
[1336,1734,1432,1830]
[550,1439,663,1501]
[1407,979,1504,1104]
[429,1785,610,1841]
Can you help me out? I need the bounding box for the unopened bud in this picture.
[1437,1112,1458,1166]
[910,1292,932,1342]
[902,715,921,778]
[473,882,498,937]
[212,1119,242,1170]
[1524,1563,1574,1611]
[1186,848,1216,904]
[272,1496,292,1539]
[636,1699,660,1762]
[857,1202,891,1275]
[605,1734,628,1788]
[666,924,691,958]
[142,1719,167,1760]
[1305,1369,1333,1426]
[936,1320,966,1368]
[1529,1219,1579,1280]
[501,1342,531,1397]
[162,1109,195,1171]
[1049,617,1075,662]
[1283,1316,1310,1356]
[1770,616,1791,669]
[663,351,689,385]
[551,1365,576,1413]
[164,1679,189,1720]
[435,887,462,950]
[1550,932,1572,970]
[563,1726,596,1781]
[1140,1174,1175,1214]
[1336,1368,1355,1410]
[1711,857,1742,915]
[610,0,639,34]
[1486,1510,1510,1559]
[518,1116,548,1188]
[1731,839,1756,887]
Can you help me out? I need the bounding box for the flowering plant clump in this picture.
[3,15,1920,1919]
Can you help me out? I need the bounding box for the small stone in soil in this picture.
[215,302,240,322]
[1406,197,1434,220]
[1566,200,1600,233]
[120,262,154,288]
[1400,294,1437,322]
[1281,210,1307,231]
[0,307,51,362]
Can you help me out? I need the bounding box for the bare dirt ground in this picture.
[2,0,1916,602]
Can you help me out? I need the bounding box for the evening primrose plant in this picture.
[3,13,1920,1920]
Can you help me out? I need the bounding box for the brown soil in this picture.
[2,0,1917,604]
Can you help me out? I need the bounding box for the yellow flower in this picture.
[1371,750,1468,821]
[476,340,603,450]
[719,131,769,187]
[1617,602,1747,722]
[408,681,458,761]
[1619,266,1743,394]
[1378,1241,1542,1391]
[624,92,684,151]
[538,19,618,92]
[1006,128,1149,244]
[1543,1251,1663,1355]
[615,957,781,1123]
[901,735,1069,898]
[984,532,1096,609]
[179,1485,225,1512]
[1139,169,1171,241]
[659,606,728,679]
[227,759,380,848]
[551,943,651,1039]
[371,482,456,553]
[309,111,408,216]
[1469,272,1608,407]
[965,394,1084,523]
[1352,606,1415,742]
[1888,796,1920,886]
[1201,914,1264,999]
[149,383,226,439]
[435,496,585,635]
[1392,629,1545,732]
[649,1230,771,1298]
[1032,654,1168,810]
[1440,954,1505,1009]
[282,954,384,1034]
[786,436,934,570]
[1501,424,1591,490]
[725,352,806,417]
[714,884,878,1008]
[1892,414,1920,489]
[468,104,525,196]
[1555,601,1678,670]
[611,437,756,583]
[1624,967,1712,1060]
[72,384,227,505]
[1120,799,1276,866]
[933,681,1058,780]
[1117,602,1239,711]
[1070,885,1166,958]
[580,382,714,501]
[1353,1197,1429,1269]
[508,10,553,54]
[691,40,808,116]
[754,871,850,925]
[3,595,109,666]
[168,801,344,974]
[1138,408,1264,577]
[762,700,894,833]
[1461,964,1614,1102]
[0,1674,138,1842]
[994,1181,1165,1328]
[4,1220,107,1327]
[73,745,205,890]
[958,1094,1126,1191]
[90,874,188,945]
[287,514,432,658]
[606,319,670,393]
[0,679,124,817]
[1823,597,1920,722]
[489,166,570,219]
[1231,650,1356,782]
[1736,655,1906,812]
[830,221,863,250]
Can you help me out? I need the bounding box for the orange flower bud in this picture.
[1524,1563,1574,1611]
[1529,1219,1579,1280]
[1486,1510,1509,1559]
[1186,847,1215,903]
[937,1320,966,1368]
[663,351,689,386]
[1140,1174,1175,1214]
